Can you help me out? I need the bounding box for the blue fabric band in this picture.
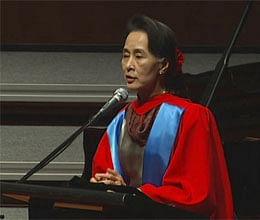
[107,110,126,178]
[143,103,184,186]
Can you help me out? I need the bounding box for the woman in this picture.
[90,15,234,219]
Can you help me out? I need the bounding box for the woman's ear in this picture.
[159,58,170,75]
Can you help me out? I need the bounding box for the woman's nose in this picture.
[125,56,135,71]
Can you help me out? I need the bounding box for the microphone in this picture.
[19,88,128,182]
[97,88,128,118]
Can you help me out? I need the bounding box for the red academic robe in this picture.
[92,93,235,219]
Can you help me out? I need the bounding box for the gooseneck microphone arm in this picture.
[19,88,128,183]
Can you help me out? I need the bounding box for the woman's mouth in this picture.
[126,75,136,83]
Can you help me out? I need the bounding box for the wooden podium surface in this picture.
[1,180,206,219]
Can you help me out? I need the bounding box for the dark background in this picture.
[1,1,260,50]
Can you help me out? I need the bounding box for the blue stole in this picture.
[107,103,184,186]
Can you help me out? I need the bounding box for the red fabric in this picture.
[92,132,114,174]
[92,93,234,219]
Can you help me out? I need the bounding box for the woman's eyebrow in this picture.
[122,48,129,53]
[122,48,146,54]
[134,48,146,54]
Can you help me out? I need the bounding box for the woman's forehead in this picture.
[124,31,149,51]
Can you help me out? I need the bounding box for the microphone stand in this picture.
[200,0,253,107]
[19,102,115,183]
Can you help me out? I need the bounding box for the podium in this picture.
[1,180,206,219]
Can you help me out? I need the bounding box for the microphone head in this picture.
[114,88,128,102]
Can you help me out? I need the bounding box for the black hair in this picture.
[124,15,184,93]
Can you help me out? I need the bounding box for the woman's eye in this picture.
[135,54,143,59]
[123,54,129,58]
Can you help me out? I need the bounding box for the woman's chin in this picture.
[126,84,138,92]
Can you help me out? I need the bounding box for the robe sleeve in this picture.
[140,105,235,219]
[92,132,114,176]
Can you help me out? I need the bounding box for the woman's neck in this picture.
[137,87,167,104]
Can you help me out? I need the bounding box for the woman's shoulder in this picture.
[166,95,218,132]
[166,94,205,109]
[165,94,213,118]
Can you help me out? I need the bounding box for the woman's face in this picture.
[122,31,164,99]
